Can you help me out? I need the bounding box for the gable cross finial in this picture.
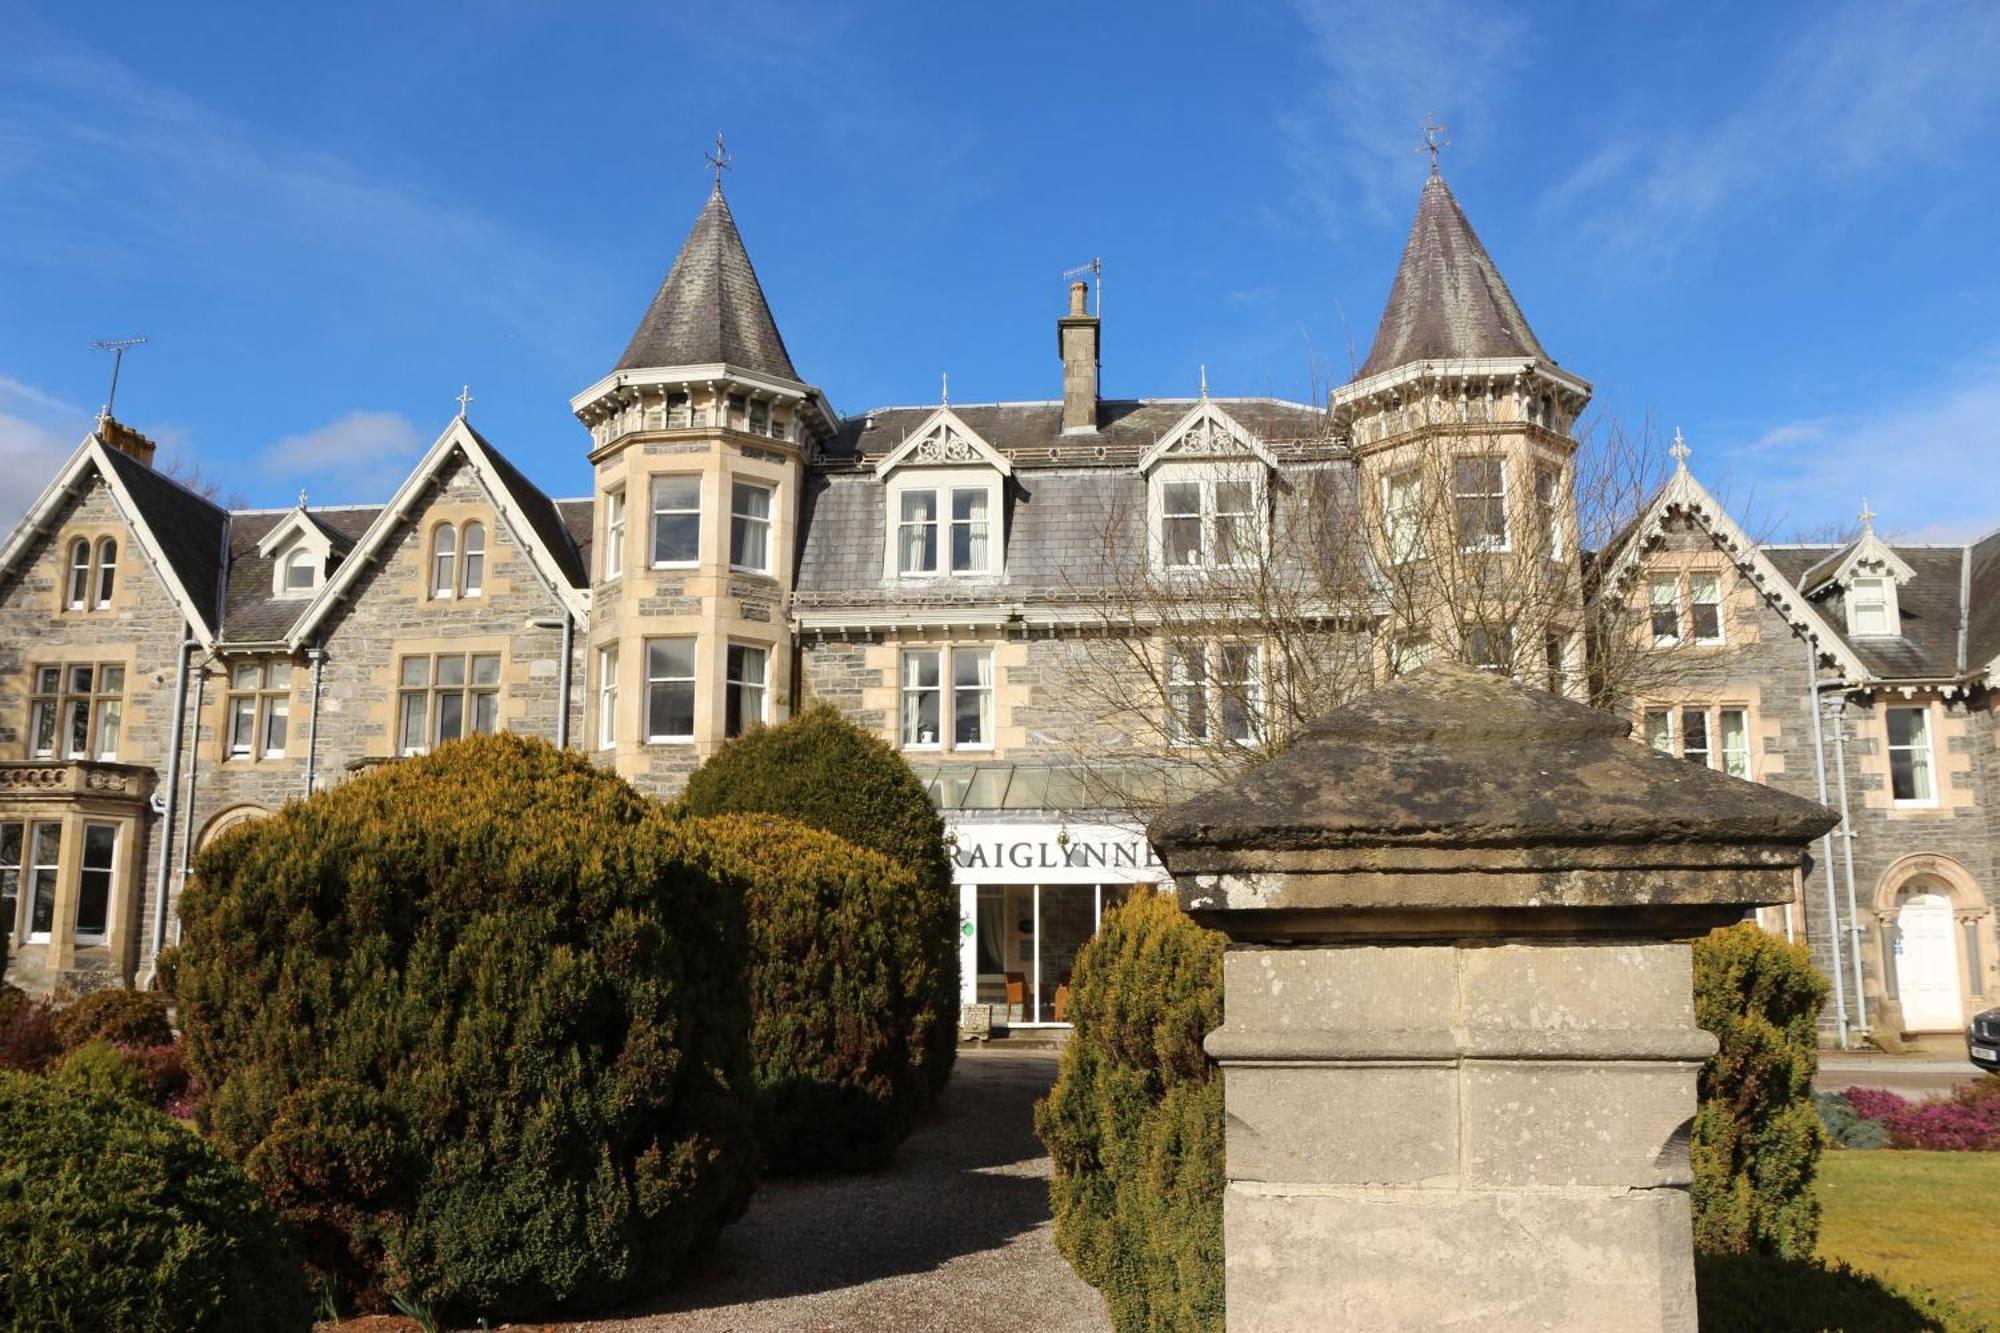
[941,372,949,407]
[298,488,309,511]
[1416,115,1450,174]
[456,384,474,418]
[706,130,732,193]
[1858,498,1876,532]
[1669,427,1691,471]
[1199,364,1209,401]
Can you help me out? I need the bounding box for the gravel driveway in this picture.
[575,1048,1111,1333]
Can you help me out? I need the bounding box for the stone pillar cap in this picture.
[1149,661,1838,940]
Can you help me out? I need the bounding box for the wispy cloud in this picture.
[0,376,92,530]
[1726,347,2000,542]
[1279,0,1527,232]
[258,411,426,502]
[1549,5,2000,253]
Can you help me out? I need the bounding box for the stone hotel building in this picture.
[2,169,1994,1043]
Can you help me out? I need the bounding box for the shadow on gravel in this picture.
[633,1052,1064,1313]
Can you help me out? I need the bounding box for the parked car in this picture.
[1971,1007,2000,1074]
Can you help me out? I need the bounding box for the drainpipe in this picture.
[174,657,212,950]
[147,630,195,977]
[303,646,325,797]
[1804,633,1849,1048]
[1825,692,1869,1032]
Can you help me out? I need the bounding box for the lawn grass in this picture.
[1818,1149,2000,1325]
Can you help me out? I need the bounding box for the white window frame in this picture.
[29,663,125,761]
[224,661,292,761]
[1533,462,1563,561]
[65,539,90,610]
[650,475,703,569]
[1688,573,1724,645]
[1453,455,1510,553]
[396,651,503,755]
[73,822,116,944]
[282,548,319,595]
[460,521,486,597]
[93,537,117,608]
[884,468,1005,579]
[897,646,996,751]
[1847,575,1899,638]
[24,821,61,944]
[729,480,774,575]
[430,524,457,599]
[1165,642,1263,746]
[1885,705,1936,806]
[1649,576,1682,647]
[1382,468,1425,565]
[725,642,769,738]
[603,488,626,580]
[597,645,619,750]
[1148,462,1265,573]
[1644,703,1753,780]
[643,637,697,744]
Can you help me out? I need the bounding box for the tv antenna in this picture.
[1062,257,1102,319]
[91,336,147,419]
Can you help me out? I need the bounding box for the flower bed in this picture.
[1818,1077,2000,1151]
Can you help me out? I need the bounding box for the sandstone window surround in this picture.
[725,642,768,738]
[644,638,697,743]
[61,535,118,612]
[397,651,502,755]
[651,475,702,568]
[427,520,486,599]
[0,771,150,974]
[1,819,60,943]
[729,481,773,575]
[1644,703,1752,779]
[1534,462,1564,561]
[1381,467,1425,564]
[27,663,125,762]
[1165,641,1262,747]
[1885,704,1937,806]
[602,488,626,580]
[1647,571,1725,648]
[900,647,994,751]
[1149,464,1262,573]
[596,645,618,750]
[1452,454,1509,552]
[224,660,292,761]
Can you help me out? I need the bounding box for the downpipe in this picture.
[146,631,195,982]
[1825,692,1869,1034]
[1804,634,1849,1049]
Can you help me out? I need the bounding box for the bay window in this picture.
[651,476,701,566]
[1534,463,1562,560]
[730,481,772,573]
[1383,468,1424,564]
[725,643,768,738]
[75,824,115,941]
[597,646,618,750]
[645,638,696,742]
[1453,456,1508,551]
[603,488,626,579]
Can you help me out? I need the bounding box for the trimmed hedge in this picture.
[1694,1252,1991,1332]
[678,704,959,1095]
[692,813,933,1172]
[52,987,174,1052]
[1035,889,1225,1333]
[177,733,756,1321]
[0,1070,314,1330]
[1691,923,1829,1259]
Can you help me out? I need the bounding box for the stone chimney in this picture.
[96,417,158,469]
[1058,280,1099,434]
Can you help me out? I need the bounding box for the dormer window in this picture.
[283,548,319,594]
[1156,473,1257,570]
[894,483,997,576]
[1847,575,1895,637]
[872,407,1012,579]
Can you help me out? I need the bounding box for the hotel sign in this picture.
[945,820,1168,885]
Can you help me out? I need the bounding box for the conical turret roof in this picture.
[615,186,799,380]
[1356,173,1547,380]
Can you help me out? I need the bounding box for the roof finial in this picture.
[297,488,309,511]
[456,384,474,418]
[1858,498,1876,533]
[1416,115,1450,175]
[1199,363,1209,401]
[1669,427,1691,471]
[706,130,732,194]
[941,372,949,407]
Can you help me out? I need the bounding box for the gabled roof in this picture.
[284,416,588,647]
[0,426,229,646]
[1797,524,1916,596]
[615,186,799,382]
[1356,173,1548,381]
[1137,396,1278,472]
[253,505,356,559]
[871,406,1012,478]
[1597,462,1868,681]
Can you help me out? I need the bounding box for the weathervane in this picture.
[1416,115,1450,174]
[91,336,147,419]
[1669,428,1691,470]
[706,130,732,192]
[456,384,474,418]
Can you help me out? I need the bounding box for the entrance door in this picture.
[1895,891,1963,1031]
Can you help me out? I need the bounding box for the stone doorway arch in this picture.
[1871,853,1991,1034]
[196,803,272,853]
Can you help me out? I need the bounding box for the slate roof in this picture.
[823,397,1336,469]
[1970,527,2000,668]
[1355,173,1549,381]
[1761,542,1980,681]
[221,505,380,642]
[463,422,589,590]
[95,443,231,632]
[615,187,799,381]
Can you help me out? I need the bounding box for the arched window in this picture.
[94,538,118,607]
[460,522,485,596]
[431,525,457,598]
[283,548,317,593]
[65,539,90,609]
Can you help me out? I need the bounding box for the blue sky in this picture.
[2,1,1998,540]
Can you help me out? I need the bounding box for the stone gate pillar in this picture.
[1148,661,1836,1332]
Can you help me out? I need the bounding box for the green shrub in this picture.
[0,1069,313,1330]
[691,813,931,1173]
[1691,923,1829,1259]
[1815,1090,1891,1150]
[1036,889,1225,1333]
[52,986,173,1052]
[1695,1251,1991,1332]
[176,733,755,1322]
[678,704,959,1095]
[57,1037,151,1103]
